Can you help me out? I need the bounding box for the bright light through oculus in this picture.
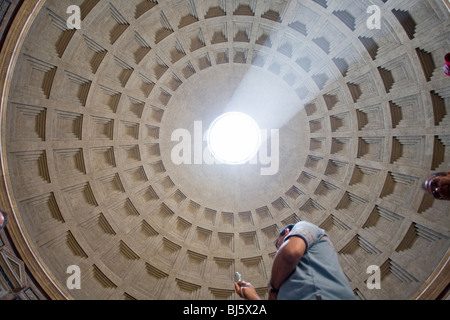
[207,112,261,165]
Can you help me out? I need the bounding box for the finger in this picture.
[237,281,251,287]
[234,283,243,298]
[241,286,247,299]
[240,285,253,300]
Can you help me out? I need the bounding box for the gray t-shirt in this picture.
[277,221,356,300]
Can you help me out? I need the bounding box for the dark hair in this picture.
[0,210,7,230]
[274,224,296,248]
[445,53,450,62]
[421,172,447,191]
[279,224,295,237]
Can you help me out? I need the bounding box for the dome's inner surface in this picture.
[1,0,449,300]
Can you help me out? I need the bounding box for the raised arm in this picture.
[269,236,306,300]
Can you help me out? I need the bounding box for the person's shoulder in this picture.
[294,220,321,231]
[293,221,327,239]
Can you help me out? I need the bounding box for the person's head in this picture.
[0,210,7,231]
[445,53,450,62]
[422,172,450,201]
[274,224,295,249]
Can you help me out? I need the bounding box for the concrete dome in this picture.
[0,0,449,300]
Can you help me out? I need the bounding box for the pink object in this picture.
[444,53,450,76]
[444,63,450,76]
